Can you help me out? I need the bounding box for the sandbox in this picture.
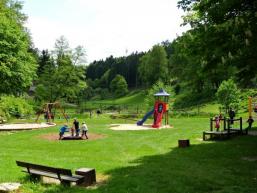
[39,133,105,141]
[109,124,172,131]
[0,123,56,131]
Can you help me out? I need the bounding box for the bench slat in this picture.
[16,161,72,176]
[21,168,84,182]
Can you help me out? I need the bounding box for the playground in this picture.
[0,92,256,192]
[0,114,257,193]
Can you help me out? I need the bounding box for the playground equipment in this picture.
[248,96,257,118]
[137,89,170,128]
[35,102,68,123]
[203,117,247,140]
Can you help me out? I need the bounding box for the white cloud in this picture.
[24,0,187,62]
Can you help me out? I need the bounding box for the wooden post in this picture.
[249,97,252,118]
[210,118,213,131]
[240,117,242,133]
[35,114,40,123]
[227,119,230,138]
[75,168,96,186]
[178,139,190,148]
[166,111,169,125]
[60,107,68,122]
[47,104,52,123]
[224,117,226,130]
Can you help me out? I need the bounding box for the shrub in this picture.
[110,75,128,97]
[0,96,34,119]
[216,79,240,112]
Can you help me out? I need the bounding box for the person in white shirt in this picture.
[81,122,88,139]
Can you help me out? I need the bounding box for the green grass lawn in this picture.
[0,115,257,193]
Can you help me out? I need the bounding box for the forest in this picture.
[0,0,257,119]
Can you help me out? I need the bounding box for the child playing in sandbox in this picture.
[81,122,89,139]
[59,124,69,140]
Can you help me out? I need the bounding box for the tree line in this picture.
[86,0,257,105]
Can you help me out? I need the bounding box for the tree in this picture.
[176,0,257,88]
[138,45,168,86]
[0,0,37,95]
[110,75,128,97]
[216,79,240,112]
[35,64,86,103]
[72,45,87,65]
[86,52,144,90]
[53,35,71,58]
[37,50,52,76]
[35,38,86,102]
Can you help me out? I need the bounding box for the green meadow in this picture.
[1,115,256,193]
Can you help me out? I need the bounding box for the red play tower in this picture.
[152,89,170,128]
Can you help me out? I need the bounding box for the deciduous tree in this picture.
[0,0,37,95]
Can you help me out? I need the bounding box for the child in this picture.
[59,124,68,140]
[73,118,80,137]
[247,116,254,129]
[81,122,89,139]
[70,126,75,137]
[215,116,220,131]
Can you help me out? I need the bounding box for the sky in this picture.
[23,0,188,63]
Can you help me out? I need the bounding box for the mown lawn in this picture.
[0,115,257,193]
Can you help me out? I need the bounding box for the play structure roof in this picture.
[154,89,170,97]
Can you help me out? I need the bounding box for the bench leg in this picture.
[60,180,71,186]
[75,169,96,186]
[30,174,40,181]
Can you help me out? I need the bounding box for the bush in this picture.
[110,75,128,97]
[216,79,240,112]
[0,96,34,119]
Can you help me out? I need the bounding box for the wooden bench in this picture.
[16,161,85,186]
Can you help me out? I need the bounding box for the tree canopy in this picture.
[216,79,240,112]
[110,74,128,97]
[171,0,257,92]
[138,45,169,86]
[0,0,37,95]
[35,37,86,103]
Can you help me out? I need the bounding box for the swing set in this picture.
[35,102,68,123]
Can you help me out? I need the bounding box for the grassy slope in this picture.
[87,91,145,105]
[0,115,257,193]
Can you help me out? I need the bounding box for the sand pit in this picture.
[39,133,106,141]
[0,123,56,131]
[110,124,172,131]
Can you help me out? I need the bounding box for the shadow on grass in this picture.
[24,136,257,193]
